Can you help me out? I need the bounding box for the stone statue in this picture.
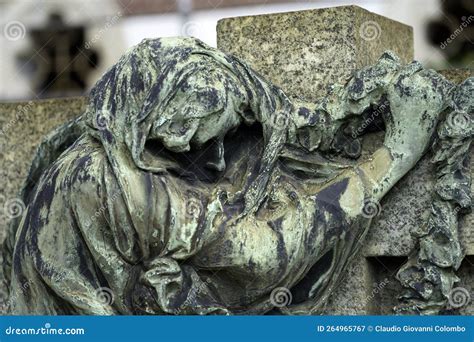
[2,37,472,315]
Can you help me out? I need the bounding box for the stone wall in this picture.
[0,97,86,241]
[217,5,413,102]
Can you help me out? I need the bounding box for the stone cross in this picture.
[18,13,99,97]
[217,5,473,315]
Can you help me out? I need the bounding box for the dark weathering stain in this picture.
[308,178,349,247]
[12,164,61,284]
[29,166,61,231]
[202,87,220,109]
[101,129,114,144]
[298,107,310,119]
[315,178,348,217]
[291,249,334,304]
[289,180,350,304]
[395,75,412,97]
[348,78,364,98]
[26,167,59,280]
[267,216,289,278]
[76,244,97,284]
[69,155,93,185]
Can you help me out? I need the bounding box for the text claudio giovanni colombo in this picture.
[316,325,467,333]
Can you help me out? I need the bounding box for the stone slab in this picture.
[217,5,414,102]
[0,97,86,242]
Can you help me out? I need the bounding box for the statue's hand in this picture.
[383,67,452,165]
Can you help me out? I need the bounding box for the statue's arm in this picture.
[304,64,452,220]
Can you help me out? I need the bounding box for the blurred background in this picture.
[0,0,472,101]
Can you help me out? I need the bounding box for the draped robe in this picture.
[6,38,368,315]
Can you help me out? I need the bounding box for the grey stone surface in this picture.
[0,97,86,242]
[217,5,414,102]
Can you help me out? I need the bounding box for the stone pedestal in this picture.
[217,5,413,101]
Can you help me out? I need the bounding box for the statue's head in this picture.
[86,38,250,154]
[83,36,291,209]
[148,68,246,153]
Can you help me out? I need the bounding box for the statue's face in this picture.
[151,70,242,153]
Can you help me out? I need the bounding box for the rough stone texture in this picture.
[0,97,86,312]
[0,97,86,242]
[217,5,414,102]
[320,257,373,314]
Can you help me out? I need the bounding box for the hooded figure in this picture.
[4,38,457,315]
[4,37,322,314]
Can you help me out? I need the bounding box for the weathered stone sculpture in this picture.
[2,37,472,315]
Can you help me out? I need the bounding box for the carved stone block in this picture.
[0,97,87,242]
[217,5,414,101]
